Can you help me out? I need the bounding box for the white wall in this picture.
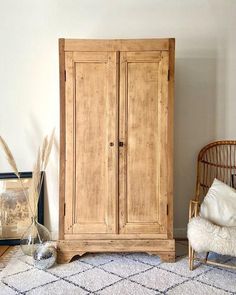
[0,0,235,238]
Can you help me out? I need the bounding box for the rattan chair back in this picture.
[196,140,236,202]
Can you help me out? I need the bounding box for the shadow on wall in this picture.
[173,51,227,237]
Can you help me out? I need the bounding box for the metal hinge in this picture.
[64,203,66,216]
[168,69,170,81]
[64,70,66,81]
[167,204,169,215]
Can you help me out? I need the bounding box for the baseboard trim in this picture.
[174,228,187,239]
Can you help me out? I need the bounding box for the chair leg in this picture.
[189,243,195,271]
[205,251,209,263]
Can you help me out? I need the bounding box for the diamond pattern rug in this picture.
[0,242,236,295]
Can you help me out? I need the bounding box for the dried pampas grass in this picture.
[0,130,55,218]
[0,136,33,215]
[31,148,42,215]
[41,136,48,165]
[30,129,55,216]
[0,136,19,178]
[43,128,55,170]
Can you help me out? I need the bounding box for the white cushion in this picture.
[188,216,236,256]
[200,178,236,227]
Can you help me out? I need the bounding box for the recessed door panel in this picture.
[64,51,118,234]
[119,51,169,234]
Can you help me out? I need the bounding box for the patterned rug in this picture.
[0,242,236,295]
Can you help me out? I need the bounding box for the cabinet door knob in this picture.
[109,142,114,147]
[119,142,124,147]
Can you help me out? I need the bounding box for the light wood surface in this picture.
[64,233,168,239]
[59,38,66,240]
[63,39,170,52]
[0,246,9,257]
[68,51,118,234]
[119,50,169,234]
[57,239,175,263]
[0,246,17,270]
[167,38,175,238]
[63,51,116,234]
[59,38,175,263]
[64,51,74,234]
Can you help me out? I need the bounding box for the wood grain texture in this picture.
[158,251,176,262]
[57,239,175,263]
[64,233,168,240]
[167,38,175,239]
[0,246,18,270]
[75,53,108,231]
[147,251,175,262]
[119,51,169,234]
[59,38,66,239]
[59,38,175,261]
[57,239,175,251]
[64,51,74,234]
[0,246,9,257]
[64,51,118,234]
[64,39,169,52]
[57,251,86,264]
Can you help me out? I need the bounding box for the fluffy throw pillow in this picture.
[200,178,236,227]
[188,216,236,256]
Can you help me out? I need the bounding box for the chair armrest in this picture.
[189,200,200,220]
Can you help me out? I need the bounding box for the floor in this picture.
[0,240,187,271]
[0,246,9,257]
[1,241,236,294]
[0,246,15,271]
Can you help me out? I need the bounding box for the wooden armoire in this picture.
[58,38,175,263]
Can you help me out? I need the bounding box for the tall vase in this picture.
[20,217,51,256]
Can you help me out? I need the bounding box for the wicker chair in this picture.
[188,140,236,270]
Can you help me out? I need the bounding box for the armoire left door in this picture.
[64,51,118,234]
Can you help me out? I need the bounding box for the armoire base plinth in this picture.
[57,239,175,264]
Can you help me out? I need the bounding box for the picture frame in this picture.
[0,171,44,245]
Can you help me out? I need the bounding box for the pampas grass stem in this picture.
[0,130,55,222]
[0,136,34,217]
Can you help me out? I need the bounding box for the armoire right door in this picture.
[119,50,169,235]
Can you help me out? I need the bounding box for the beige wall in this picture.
[0,0,235,238]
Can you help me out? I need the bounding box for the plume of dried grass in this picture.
[43,128,55,170]
[32,128,55,215]
[41,136,48,165]
[0,136,19,178]
[31,148,42,215]
[0,136,33,216]
[0,130,55,220]
[0,131,55,247]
